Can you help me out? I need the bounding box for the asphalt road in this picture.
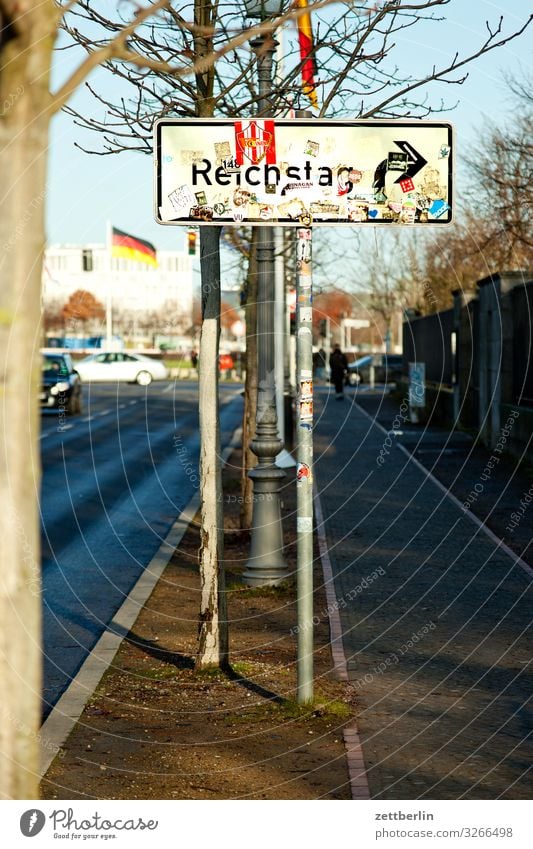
[40,380,243,718]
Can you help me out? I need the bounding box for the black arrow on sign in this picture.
[392,141,427,184]
[373,140,427,192]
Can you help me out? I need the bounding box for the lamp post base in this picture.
[241,463,290,587]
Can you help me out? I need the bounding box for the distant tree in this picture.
[313,289,354,340]
[463,74,532,265]
[220,301,241,332]
[61,289,105,328]
[186,298,203,339]
[415,75,533,309]
[42,299,64,336]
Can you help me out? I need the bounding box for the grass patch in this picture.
[137,665,181,681]
[229,661,257,678]
[162,358,193,368]
[193,665,229,681]
[229,689,353,724]
[225,580,295,598]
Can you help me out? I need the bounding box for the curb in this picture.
[313,487,371,800]
[40,426,242,779]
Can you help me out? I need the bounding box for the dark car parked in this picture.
[346,353,404,386]
[41,353,82,414]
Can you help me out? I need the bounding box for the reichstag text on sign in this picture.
[154,119,453,227]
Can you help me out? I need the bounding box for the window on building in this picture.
[82,249,93,272]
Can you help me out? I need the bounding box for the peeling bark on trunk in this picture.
[196,226,228,669]
[240,231,258,530]
[0,3,55,799]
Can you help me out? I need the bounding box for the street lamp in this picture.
[242,0,290,587]
[244,0,284,18]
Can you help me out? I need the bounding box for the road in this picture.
[40,380,243,717]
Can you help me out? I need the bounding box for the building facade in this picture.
[43,244,194,321]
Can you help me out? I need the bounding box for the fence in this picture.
[402,271,533,463]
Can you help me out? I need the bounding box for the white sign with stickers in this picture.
[155,119,453,228]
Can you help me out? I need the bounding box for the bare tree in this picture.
[63,3,531,147]
[464,74,532,262]
[61,0,531,519]
[408,75,533,310]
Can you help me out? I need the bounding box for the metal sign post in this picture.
[295,227,314,703]
[154,116,454,705]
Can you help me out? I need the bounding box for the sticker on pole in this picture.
[155,119,453,227]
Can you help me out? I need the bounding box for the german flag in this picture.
[297,0,318,110]
[111,227,157,267]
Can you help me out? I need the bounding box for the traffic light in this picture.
[319,318,327,336]
[187,230,197,256]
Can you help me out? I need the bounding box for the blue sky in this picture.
[46,1,531,259]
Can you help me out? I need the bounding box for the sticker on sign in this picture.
[154,119,453,228]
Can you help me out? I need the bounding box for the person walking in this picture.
[329,344,348,400]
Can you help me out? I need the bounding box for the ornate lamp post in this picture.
[242,0,290,586]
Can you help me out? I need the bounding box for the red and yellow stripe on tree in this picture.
[297,0,318,110]
[111,227,157,267]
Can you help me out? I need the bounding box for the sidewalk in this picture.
[40,447,353,801]
[314,386,533,800]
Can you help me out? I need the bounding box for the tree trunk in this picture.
[196,226,228,669]
[240,231,258,529]
[0,5,55,798]
[193,1,227,669]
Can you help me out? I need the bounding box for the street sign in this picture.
[409,362,426,408]
[155,118,453,228]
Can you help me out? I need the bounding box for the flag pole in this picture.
[106,220,113,351]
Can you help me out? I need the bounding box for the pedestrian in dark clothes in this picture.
[329,345,348,399]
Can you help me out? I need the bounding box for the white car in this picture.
[75,352,169,385]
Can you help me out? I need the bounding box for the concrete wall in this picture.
[402,270,533,464]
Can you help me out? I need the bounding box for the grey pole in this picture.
[296,226,314,703]
[275,228,296,468]
[242,33,290,587]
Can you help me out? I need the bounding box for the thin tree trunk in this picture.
[194,0,227,669]
[196,226,228,668]
[240,231,258,529]
[0,7,54,798]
